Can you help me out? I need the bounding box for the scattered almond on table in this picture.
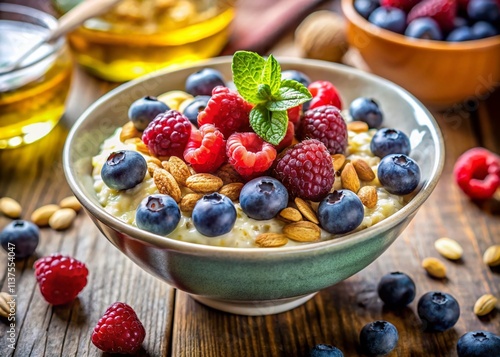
[49,208,77,231]
[422,257,447,279]
[473,294,498,317]
[59,196,82,212]
[31,204,60,227]
[483,245,500,267]
[0,292,14,318]
[434,237,463,261]
[0,197,22,219]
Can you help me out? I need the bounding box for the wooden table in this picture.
[1,2,500,356]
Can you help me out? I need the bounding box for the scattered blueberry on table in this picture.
[0,220,39,259]
[417,291,460,332]
[377,271,416,308]
[359,320,399,356]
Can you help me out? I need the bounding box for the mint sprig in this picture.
[232,51,312,145]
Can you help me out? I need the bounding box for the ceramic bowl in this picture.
[341,0,500,108]
[63,57,444,316]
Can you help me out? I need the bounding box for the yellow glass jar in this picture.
[54,0,235,82]
[0,4,72,149]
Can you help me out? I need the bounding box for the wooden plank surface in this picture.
[1,0,500,356]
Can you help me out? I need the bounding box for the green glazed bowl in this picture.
[63,57,444,315]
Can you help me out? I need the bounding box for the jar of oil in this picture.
[53,0,235,82]
[0,4,72,149]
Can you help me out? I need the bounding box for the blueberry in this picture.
[471,21,498,39]
[185,68,225,96]
[349,97,384,128]
[417,291,460,332]
[359,320,399,356]
[457,331,500,357]
[447,27,474,41]
[467,0,500,23]
[182,95,210,127]
[101,150,147,191]
[368,7,407,34]
[405,18,443,40]
[377,272,416,308]
[192,193,236,237]
[136,194,181,236]
[354,0,380,19]
[239,176,289,220]
[310,343,344,357]
[377,154,421,195]
[0,220,39,259]
[281,70,311,87]
[318,190,364,234]
[453,17,469,29]
[128,96,170,130]
[370,128,411,158]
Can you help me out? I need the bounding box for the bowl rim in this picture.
[341,0,500,50]
[63,56,445,258]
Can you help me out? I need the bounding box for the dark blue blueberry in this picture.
[467,0,500,23]
[354,0,380,19]
[101,150,147,191]
[417,291,460,332]
[185,68,225,96]
[281,70,312,87]
[182,95,211,127]
[471,21,498,39]
[447,26,474,41]
[349,97,384,128]
[359,320,399,356]
[405,17,443,40]
[0,220,39,259]
[318,190,364,234]
[377,154,421,195]
[453,17,469,29]
[457,331,500,357]
[136,194,181,236]
[192,193,236,237]
[370,128,411,158]
[240,177,288,220]
[377,272,416,308]
[368,7,407,34]
[310,343,344,357]
[128,96,170,130]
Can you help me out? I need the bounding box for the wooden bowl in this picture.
[341,0,500,107]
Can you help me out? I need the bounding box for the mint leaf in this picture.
[266,79,312,111]
[232,51,265,104]
[256,84,273,102]
[249,105,288,145]
[261,55,281,95]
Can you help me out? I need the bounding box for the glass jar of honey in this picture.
[53,0,235,82]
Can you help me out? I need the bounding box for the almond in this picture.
[473,294,497,316]
[347,121,369,133]
[157,90,193,111]
[59,196,82,212]
[153,168,182,202]
[219,182,244,201]
[341,162,360,193]
[255,233,289,247]
[422,257,447,278]
[353,159,376,181]
[119,121,141,142]
[135,140,150,155]
[0,292,14,318]
[31,204,60,226]
[331,153,346,172]
[434,237,463,260]
[483,245,500,267]
[216,163,243,184]
[279,207,302,222]
[166,156,191,186]
[185,173,223,193]
[283,221,321,242]
[357,186,377,208]
[294,197,319,224]
[0,197,22,218]
[147,162,160,176]
[180,193,203,213]
[49,208,77,230]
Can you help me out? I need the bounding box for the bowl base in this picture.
[189,292,318,316]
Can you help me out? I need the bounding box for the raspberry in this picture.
[453,147,500,200]
[198,86,253,138]
[299,105,348,155]
[381,0,421,12]
[91,302,146,354]
[288,105,302,128]
[142,110,192,158]
[308,81,342,110]
[34,254,88,305]
[273,139,335,201]
[408,0,457,32]
[226,132,277,180]
[184,124,226,173]
[275,121,295,153]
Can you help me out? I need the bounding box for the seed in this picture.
[294,197,319,224]
[434,237,463,260]
[279,207,302,222]
[255,233,289,247]
[422,257,447,278]
[59,196,82,212]
[31,204,60,226]
[473,294,497,316]
[483,245,500,267]
[0,197,22,218]
[0,292,14,318]
[49,208,77,231]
